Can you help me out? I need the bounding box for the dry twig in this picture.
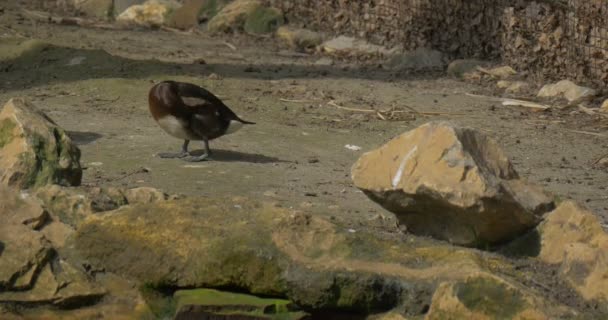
[567,129,607,137]
[466,93,550,111]
[326,100,463,120]
[280,98,317,103]
[223,41,237,51]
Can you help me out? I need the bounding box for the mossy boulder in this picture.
[0,98,82,189]
[71,197,579,317]
[426,274,575,319]
[206,0,262,33]
[243,6,284,34]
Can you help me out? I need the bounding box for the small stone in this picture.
[594,156,608,168]
[193,57,207,64]
[320,35,395,57]
[124,187,168,204]
[207,73,222,80]
[116,0,182,27]
[387,48,447,71]
[446,59,488,78]
[314,57,334,66]
[497,80,530,94]
[537,80,597,103]
[599,99,608,113]
[244,65,261,73]
[483,66,517,79]
[113,0,147,16]
[307,157,319,163]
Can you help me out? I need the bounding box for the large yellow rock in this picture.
[70,196,584,316]
[352,121,554,247]
[536,201,608,302]
[0,98,82,189]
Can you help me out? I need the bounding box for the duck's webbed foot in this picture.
[181,138,212,162]
[158,140,190,159]
[182,153,211,162]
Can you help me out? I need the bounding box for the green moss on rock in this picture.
[20,128,82,188]
[244,6,284,34]
[173,289,308,319]
[454,277,527,319]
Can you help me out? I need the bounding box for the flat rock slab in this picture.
[72,197,572,317]
[351,121,554,247]
[0,186,105,307]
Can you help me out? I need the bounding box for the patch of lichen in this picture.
[244,6,284,34]
[195,235,288,295]
[0,118,16,148]
[22,131,57,188]
[21,127,82,188]
[454,277,527,319]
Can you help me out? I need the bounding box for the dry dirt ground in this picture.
[1,4,607,233]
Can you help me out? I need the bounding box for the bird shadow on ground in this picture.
[66,131,103,145]
[189,148,290,164]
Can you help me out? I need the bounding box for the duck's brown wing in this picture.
[175,82,255,124]
[190,108,225,139]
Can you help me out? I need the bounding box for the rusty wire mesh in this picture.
[566,0,608,85]
[274,0,608,86]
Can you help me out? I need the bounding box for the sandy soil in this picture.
[2,9,607,230]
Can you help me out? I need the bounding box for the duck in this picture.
[148,80,255,162]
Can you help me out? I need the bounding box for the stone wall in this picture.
[270,0,608,86]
